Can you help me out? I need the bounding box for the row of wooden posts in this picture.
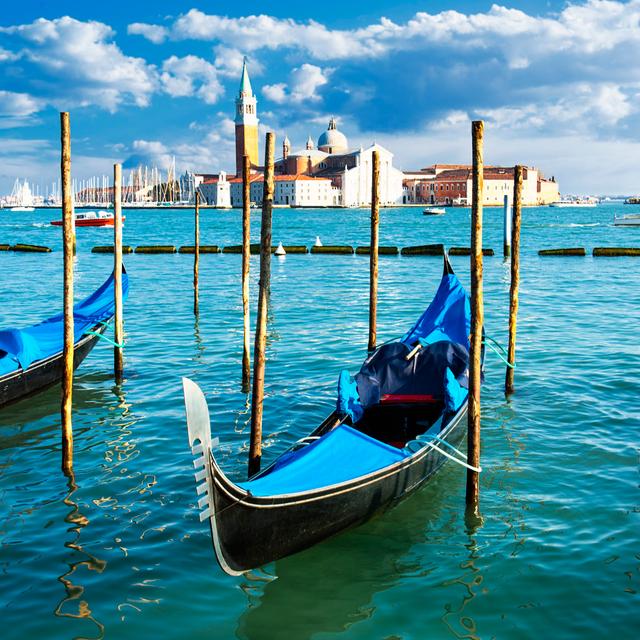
[57,113,522,514]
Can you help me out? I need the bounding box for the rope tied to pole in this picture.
[482,334,516,369]
[84,329,124,349]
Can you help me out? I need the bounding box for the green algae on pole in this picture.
[60,112,74,477]
[466,120,484,513]
[538,248,586,256]
[505,165,522,396]
[448,247,495,256]
[11,244,52,253]
[310,245,354,254]
[368,149,380,352]
[92,245,133,254]
[249,132,275,478]
[593,247,640,257]
[135,245,177,254]
[400,244,445,256]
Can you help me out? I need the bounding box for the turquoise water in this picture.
[0,204,638,639]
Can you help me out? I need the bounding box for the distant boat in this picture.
[8,178,36,211]
[614,214,640,227]
[549,197,598,208]
[50,210,124,227]
[423,207,446,215]
[624,197,640,205]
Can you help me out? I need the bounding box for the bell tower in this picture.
[235,58,259,176]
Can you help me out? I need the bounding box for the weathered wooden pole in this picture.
[193,190,200,315]
[113,163,124,383]
[249,133,275,478]
[503,194,512,258]
[505,165,523,395]
[368,150,380,352]
[60,112,74,476]
[466,120,484,511]
[242,154,251,391]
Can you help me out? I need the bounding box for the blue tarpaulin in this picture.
[0,270,129,376]
[336,268,471,420]
[239,425,409,497]
[402,272,471,348]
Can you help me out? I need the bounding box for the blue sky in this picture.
[1,1,638,194]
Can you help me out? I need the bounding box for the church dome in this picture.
[318,117,348,154]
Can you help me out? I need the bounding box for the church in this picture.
[200,59,404,208]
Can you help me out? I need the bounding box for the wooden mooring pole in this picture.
[466,120,484,511]
[60,112,74,476]
[505,165,523,395]
[194,190,200,315]
[113,163,124,383]
[503,194,512,258]
[249,133,274,478]
[368,150,380,352]
[242,154,251,392]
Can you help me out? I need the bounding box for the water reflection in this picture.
[55,472,106,640]
[235,480,454,640]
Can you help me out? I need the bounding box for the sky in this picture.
[1,0,639,195]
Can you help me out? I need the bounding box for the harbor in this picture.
[1,201,639,638]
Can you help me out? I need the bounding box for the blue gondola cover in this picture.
[239,425,409,497]
[0,270,129,376]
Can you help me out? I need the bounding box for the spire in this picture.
[306,135,314,150]
[239,56,253,97]
[328,117,337,130]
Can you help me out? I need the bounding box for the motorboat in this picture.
[50,210,124,227]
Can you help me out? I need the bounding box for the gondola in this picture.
[0,269,129,408]
[183,256,479,575]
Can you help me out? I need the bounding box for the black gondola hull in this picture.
[0,324,107,408]
[205,405,467,574]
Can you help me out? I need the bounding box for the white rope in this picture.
[421,435,482,473]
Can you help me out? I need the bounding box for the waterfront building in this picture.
[198,171,231,207]
[275,120,404,206]
[402,164,559,206]
[235,59,259,176]
[228,174,339,207]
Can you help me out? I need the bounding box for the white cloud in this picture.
[0,90,44,116]
[139,2,640,62]
[0,47,20,62]
[213,46,262,78]
[160,55,223,104]
[264,64,330,104]
[263,82,288,104]
[1,16,158,111]
[127,22,169,44]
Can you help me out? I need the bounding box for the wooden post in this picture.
[503,194,512,258]
[466,120,484,510]
[505,165,523,395]
[194,190,200,315]
[113,163,124,383]
[242,154,251,392]
[60,112,74,476]
[249,133,274,478]
[368,150,380,352]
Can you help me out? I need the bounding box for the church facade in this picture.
[230,61,403,207]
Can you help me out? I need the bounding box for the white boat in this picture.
[8,178,35,211]
[423,207,446,215]
[549,197,598,208]
[614,214,640,227]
